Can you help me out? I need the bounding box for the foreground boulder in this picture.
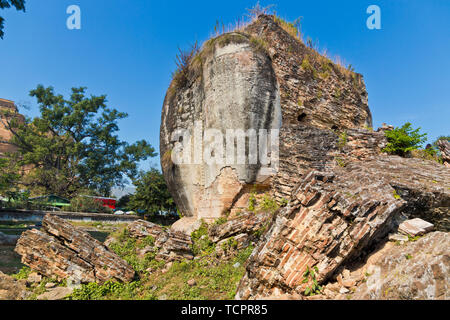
[0,271,30,300]
[15,215,135,284]
[352,232,449,300]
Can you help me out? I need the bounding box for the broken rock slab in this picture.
[398,218,434,237]
[15,214,135,284]
[352,231,450,300]
[37,287,73,300]
[235,156,450,300]
[0,271,30,300]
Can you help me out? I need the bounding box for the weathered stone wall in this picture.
[159,14,450,300]
[161,32,281,220]
[160,15,373,220]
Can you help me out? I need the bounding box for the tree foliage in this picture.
[0,0,26,39]
[1,85,156,197]
[382,122,427,157]
[0,157,19,195]
[128,168,176,215]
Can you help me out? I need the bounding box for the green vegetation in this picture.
[68,196,112,214]
[146,247,253,300]
[248,192,257,212]
[11,266,31,280]
[335,157,347,168]
[108,228,163,273]
[392,189,402,200]
[333,87,342,100]
[301,56,317,79]
[191,221,216,256]
[213,216,228,226]
[407,234,422,242]
[172,41,200,89]
[126,168,176,216]
[0,0,25,39]
[318,59,332,80]
[302,266,323,296]
[382,123,427,157]
[69,280,144,300]
[1,85,156,198]
[273,15,303,42]
[0,158,19,196]
[67,230,254,300]
[338,130,348,149]
[279,197,289,207]
[259,193,279,213]
[247,192,279,214]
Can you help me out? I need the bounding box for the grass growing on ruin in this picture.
[191,221,216,256]
[107,228,164,273]
[248,192,279,214]
[65,222,254,300]
[67,245,254,300]
[139,246,254,300]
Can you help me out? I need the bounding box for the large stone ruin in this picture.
[160,14,450,299]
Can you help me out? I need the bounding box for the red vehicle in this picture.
[82,196,117,209]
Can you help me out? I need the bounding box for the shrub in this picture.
[338,130,348,149]
[259,193,279,214]
[382,123,427,157]
[302,266,323,296]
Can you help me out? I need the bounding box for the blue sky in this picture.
[0,0,449,174]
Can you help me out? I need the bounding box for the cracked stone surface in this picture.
[160,15,372,220]
[352,231,450,300]
[235,156,450,299]
[15,215,135,284]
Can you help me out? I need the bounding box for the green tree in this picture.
[0,0,25,39]
[117,194,132,210]
[129,168,176,215]
[382,122,427,157]
[0,157,19,195]
[1,85,156,197]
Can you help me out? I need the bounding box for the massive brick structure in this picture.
[159,14,449,299]
[160,15,372,223]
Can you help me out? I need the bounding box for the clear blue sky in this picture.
[0,0,449,173]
